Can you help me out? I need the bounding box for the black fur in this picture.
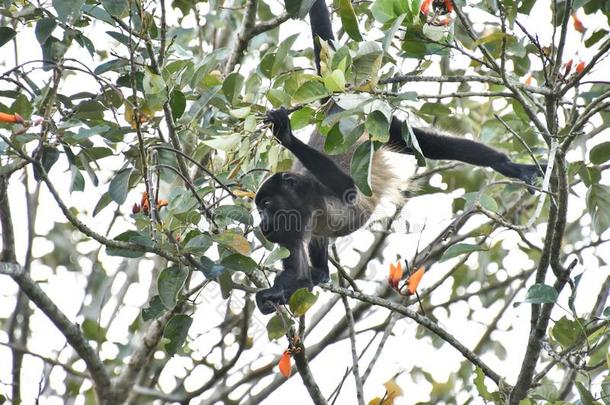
[254,0,543,314]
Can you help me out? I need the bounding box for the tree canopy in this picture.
[0,0,609,404]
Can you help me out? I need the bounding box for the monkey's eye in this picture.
[281,172,297,187]
[261,199,272,209]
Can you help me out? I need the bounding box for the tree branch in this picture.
[0,262,113,401]
[319,283,504,385]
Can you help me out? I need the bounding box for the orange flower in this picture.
[279,350,292,378]
[406,266,425,295]
[575,61,586,74]
[0,112,24,124]
[139,192,169,214]
[388,262,403,289]
[420,0,432,15]
[524,73,533,86]
[132,203,141,214]
[572,13,586,33]
[444,0,454,12]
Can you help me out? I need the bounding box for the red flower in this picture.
[279,350,292,378]
[388,262,403,289]
[444,0,454,12]
[420,0,432,15]
[575,61,586,74]
[572,13,586,33]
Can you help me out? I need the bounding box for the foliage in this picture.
[0,0,608,403]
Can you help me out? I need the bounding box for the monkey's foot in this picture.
[256,287,288,315]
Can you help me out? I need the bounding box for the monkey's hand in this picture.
[266,107,294,147]
[511,163,547,193]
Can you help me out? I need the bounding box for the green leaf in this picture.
[218,271,233,299]
[108,167,133,205]
[351,140,374,196]
[272,34,299,77]
[82,319,106,341]
[183,233,213,255]
[323,69,346,92]
[70,165,85,193]
[202,134,241,151]
[575,381,597,405]
[473,367,493,401]
[289,288,318,316]
[33,146,60,181]
[163,314,193,355]
[53,0,85,23]
[158,266,188,309]
[290,107,315,130]
[220,254,258,273]
[440,243,486,262]
[339,0,363,41]
[420,102,451,116]
[284,0,317,18]
[586,184,610,234]
[199,257,225,279]
[101,0,128,17]
[93,192,113,217]
[35,18,57,45]
[230,107,251,119]
[142,295,166,321]
[461,192,499,213]
[0,27,16,49]
[106,230,150,258]
[214,205,254,225]
[523,283,558,304]
[213,230,251,255]
[603,306,610,319]
[365,110,390,142]
[383,14,405,52]
[93,59,127,75]
[170,90,186,120]
[292,81,329,104]
[590,142,610,164]
[371,0,408,23]
[222,72,244,105]
[143,69,165,95]
[551,316,584,349]
[585,29,608,48]
[263,247,291,266]
[267,314,290,340]
[602,380,610,405]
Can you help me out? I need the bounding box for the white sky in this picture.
[0,1,609,404]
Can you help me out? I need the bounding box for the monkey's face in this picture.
[255,172,314,244]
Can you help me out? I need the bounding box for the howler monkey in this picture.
[254,0,542,314]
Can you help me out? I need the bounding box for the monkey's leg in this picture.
[255,243,313,314]
[309,236,330,285]
[388,117,545,186]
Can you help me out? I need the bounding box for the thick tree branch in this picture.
[0,262,113,401]
[225,0,259,74]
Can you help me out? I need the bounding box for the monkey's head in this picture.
[255,172,320,245]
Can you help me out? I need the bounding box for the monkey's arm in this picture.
[267,108,357,199]
[388,117,544,185]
